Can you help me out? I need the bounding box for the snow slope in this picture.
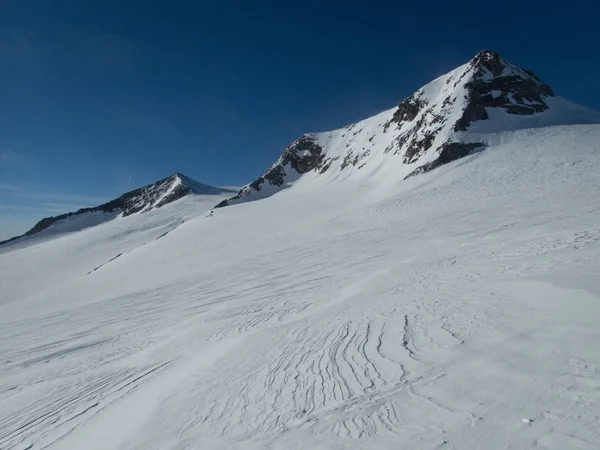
[1,124,600,449]
[0,173,234,247]
[218,51,600,207]
[0,193,230,306]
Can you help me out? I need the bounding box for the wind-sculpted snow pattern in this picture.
[1,125,600,449]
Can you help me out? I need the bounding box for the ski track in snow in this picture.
[1,126,600,449]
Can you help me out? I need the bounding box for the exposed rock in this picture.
[287,136,326,174]
[214,198,230,208]
[341,150,370,170]
[402,133,436,164]
[471,49,505,76]
[2,174,232,244]
[215,50,576,209]
[405,142,485,178]
[454,50,554,131]
[392,94,424,123]
[216,135,325,208]
[319,157,337,174]
[454,103,489,132]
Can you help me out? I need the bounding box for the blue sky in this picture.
[1,0,599,239]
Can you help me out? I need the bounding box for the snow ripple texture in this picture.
[1,126,600,449]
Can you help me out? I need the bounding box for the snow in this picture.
[1,174,235,251]
[0,193,230,305]
[1,124,600,449]
[227,54,600,207]
[469,96,600,135]
[3,210,121,247]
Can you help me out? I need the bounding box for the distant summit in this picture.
[1,174,234,245]
[216,50,600,208]
[5,51,600,243]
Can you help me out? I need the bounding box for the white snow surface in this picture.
[1,124,600,449]
[1,174,234,249]
[227,57,600,206]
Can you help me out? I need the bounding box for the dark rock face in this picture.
[387,107,448,164]
[402,133,436,164]
[216,135,325,207]
[472,49,505,76]
[392,94,423,123]
[388,50,555,173]
[217,50,562,209]
[78,174,207,218]
[387,82,461,163]
[341,150,370,170]
[1,173,230,244]
[214,198,229,208]
[454,50,554,131]
[405,142,485,178]
[285,135,326,174]
[385,93,442,164]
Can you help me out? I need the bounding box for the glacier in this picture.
[1,51,600,450]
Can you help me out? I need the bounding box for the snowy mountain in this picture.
[217,50,600,207]
[0,173,234,246]
[2,51,600,450]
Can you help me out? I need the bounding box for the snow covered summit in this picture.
[217,50,600,207]
[2,52,600,450]
[0,173,234,245]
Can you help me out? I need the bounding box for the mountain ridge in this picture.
[216,50,600,208]
[4,50,600,243]
[0,173,233,245]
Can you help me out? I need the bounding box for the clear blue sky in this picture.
[1,0,599,239]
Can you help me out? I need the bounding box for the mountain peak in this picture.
[453,50,555,132]
[472,49,501,61]
[474,49,499,58]
[166,173,234,196]
[216,52,600,209]
[1,174,235,245]
[470,49,505,75]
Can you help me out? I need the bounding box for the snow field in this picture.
[1,125,600,449]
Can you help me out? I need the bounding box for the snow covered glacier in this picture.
[217,50,600,207]
[1,51,600,450]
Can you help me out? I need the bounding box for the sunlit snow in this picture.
[2,125,600,449]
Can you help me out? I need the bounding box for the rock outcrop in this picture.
[217,49,569,208]
[1,174,233,244]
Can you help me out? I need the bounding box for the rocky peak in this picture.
[215,135,326,207]
[387,49,558,166]
[470,49,505,75]
[454,49,555,131]
[215,50,600,209]
[1,174,233,245]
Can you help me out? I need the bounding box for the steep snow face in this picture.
[1,124,600,450]
[218,50,600,207]
[1,174,234,246]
